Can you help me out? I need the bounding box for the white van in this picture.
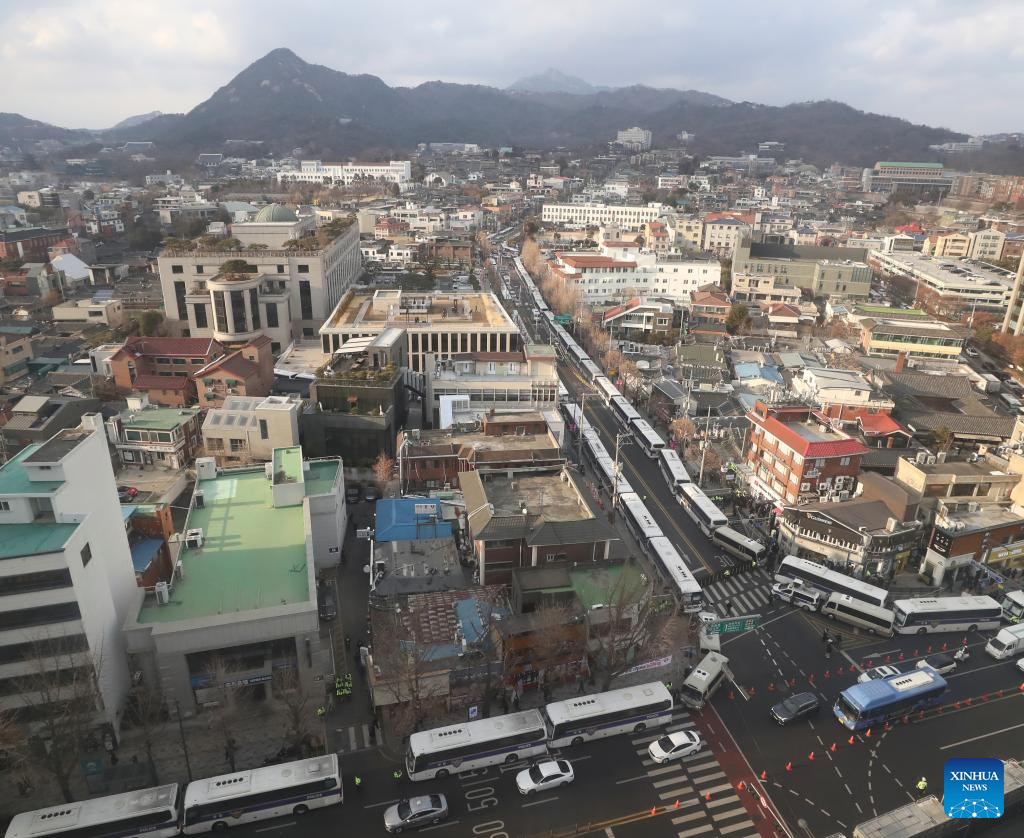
[821,593,895,636]
[772,582,823,612]
[985,623,1024,659]
[678,652,730,709]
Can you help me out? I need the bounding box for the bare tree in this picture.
[202,655,244,773]
[517,602,586,692]
[369,611,447,742]
[123,683,169,781]
[13,639,105,802]
[671,418,697,448]
[372,453,395,491]
[584,564,677,691]
[272,670,318,758]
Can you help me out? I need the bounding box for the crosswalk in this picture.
[701,568,774,616]
[629,711,760,837]
[334,721,375,753]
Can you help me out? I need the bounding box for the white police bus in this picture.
[6,785,181,838]
[631,418,665,458]
[774,556,888,609]
[544,682,673,748]
[406,710,548,781]
[182,755,342,833]
[891,595,1003,635]
[677,483,728,536]
[658,448,691,495]
[711,526,765,563]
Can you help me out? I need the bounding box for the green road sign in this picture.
[705,614,761,636]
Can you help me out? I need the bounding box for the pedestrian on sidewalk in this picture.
[822,629,830,644]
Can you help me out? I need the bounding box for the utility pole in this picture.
[174,699,193,782]
[697,405,713,488]
[575,393,588,465]
[612,431,631,513]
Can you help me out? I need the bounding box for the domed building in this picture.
[158,201,361,354]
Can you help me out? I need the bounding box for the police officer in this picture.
[393,769,403,783]
[315,706,326,718]
[916,777,928,798]
[354,775,363,794]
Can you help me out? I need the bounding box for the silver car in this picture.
[383,794,448,833]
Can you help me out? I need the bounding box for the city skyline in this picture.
[2,0,1022,133]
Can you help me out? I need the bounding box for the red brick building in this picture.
[746,401,867,505]
[108,336,225,406]
[0,227,67,262]
[193,335,275,408]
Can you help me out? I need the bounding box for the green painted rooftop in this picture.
[856,305,928,316]
[877,161,944,169]
[121,407,200,430]
[273,446,303,484]
[0,445,64,496]
[569,562,647,611]
[0,522,79,559]
[136,468,311,624]
[304,461,340,497]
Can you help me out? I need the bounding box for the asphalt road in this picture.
[715,600,1024,836]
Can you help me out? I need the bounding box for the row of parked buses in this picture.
[5,755,344,838]
[509,252,771,606]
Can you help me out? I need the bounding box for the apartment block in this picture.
[0,333,32,385]
[859,317,966,360]
[276,160,412,188]
[0,426,137,729]
[733,239,873,299]
[746,401,867,505]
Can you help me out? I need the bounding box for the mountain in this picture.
[0,112,94,148]
[508,68,604,95]
[21,48,998,169]
[108,111,163,130]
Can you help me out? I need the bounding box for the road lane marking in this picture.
[362,799,400,809]
[614,774,652,784]
[254,823,295,832]
[419,820,460,832]
[521,796,559,808]
[940,719,1024,750]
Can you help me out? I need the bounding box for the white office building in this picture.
[541,202,668,232]
[616,127,653,151]
[0,424,138,732]
[158,204,362,352]
[277,160,412,188]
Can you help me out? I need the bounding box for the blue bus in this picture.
[833,668,947,731]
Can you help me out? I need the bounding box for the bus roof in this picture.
[7,785,179,838]
[185,756,337,805]
[841,669,945,711]
[893,595,1000,613]
[409,709,545,754]
[544,682,671,724]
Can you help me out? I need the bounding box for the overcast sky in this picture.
[4,0,1022,134]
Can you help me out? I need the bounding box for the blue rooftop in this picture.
[374,498,452,543]
[129,537,163,573]
[735,362,784,384]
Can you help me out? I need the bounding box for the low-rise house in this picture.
[192,335,274,408]
[0,394,101,454]
[106,398,203,470]
[108,336,225,407]
[201,394,302,465]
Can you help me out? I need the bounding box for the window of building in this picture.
[196,265,204,275]
[265,304,279,328]
[0,501,8,512]
[81,543,92,567]
[259,419,269,440]
[171,264,184,274]
[172,358,187,365]
[230,439,246,452]
[230,289,247,333]
[840,456,851,466]
[174,280,187,320]
[297,264,310,274]
[299,281,313,320]
[213,290,227,332]
[277,264,285,274]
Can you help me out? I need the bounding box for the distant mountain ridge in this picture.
[2,48,994,169]
[508,68,608,95]
[108,111,163,130]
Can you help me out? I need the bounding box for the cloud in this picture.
[1,0,1021,133]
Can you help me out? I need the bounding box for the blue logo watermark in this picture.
[944,758,1003,818]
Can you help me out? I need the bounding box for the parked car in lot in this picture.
[964,345,979,358]
[515,759,574,795]
[648,730,702,764]
[117,485,139,502]
[317,588,337,621]
[916,654,957,676]
[770,692,820,726]
[857,665,901,684]
[384,795,449,833]
[362,485,379,502]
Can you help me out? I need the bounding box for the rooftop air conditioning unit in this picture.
[154,581,170,605]
[926,455,937,465]
[838,490,850,501]
[185,528,204,549]
[194,490,205,509]
[264,462,274,479]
